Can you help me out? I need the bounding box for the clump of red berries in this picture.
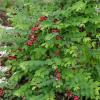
[26,40,34,46]
[39,16,48,21]
[27,16,61,46]
[0,88,4,97]
[26,24,39,46]
[65,91,79,100]
[8,56,16,60]
[26,34,37,46]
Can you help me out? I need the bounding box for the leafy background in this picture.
[0,0,100,100]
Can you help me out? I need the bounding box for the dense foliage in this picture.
[0,0,100,100]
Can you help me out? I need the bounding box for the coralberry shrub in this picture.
[0,0,100,100]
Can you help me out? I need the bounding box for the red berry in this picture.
[74,96,79,100]
[8,56,16,60]
[55,69,61,80]
[33,35,37,41]
[66,91,73,97]
[28,34,34,39]
[30,35,35,39]
[39,16,47,21]
[51,29,60,33]
[26,40,33,46]
[57,72,61,80]
[31,27,40,32]
[30,34,37,40]
[56,35,62,40]
[0,88,4,97]
[29,34,38,42]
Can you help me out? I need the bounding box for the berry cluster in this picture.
[39,16,48,21]
[26,33,38,46]
[66,91,79,100]
[26,16,46,46]
[26,16,62,46]
[26,26,40,46]
[50,28,62,40]
[0,88,4,97]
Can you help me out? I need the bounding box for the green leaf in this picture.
[45,34,56,41]
[71,1,86,12]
